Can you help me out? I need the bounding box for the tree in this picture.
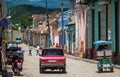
[19,15,32,30]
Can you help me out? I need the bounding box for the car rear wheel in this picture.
[39,65,44,73]
[62,67,66,73]
[40,68,44,73]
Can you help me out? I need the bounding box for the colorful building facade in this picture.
[76,1,88,54]
[58,11,69,48]
[75,0,120,63]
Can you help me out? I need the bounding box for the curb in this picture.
[65,54,120,69]
[65,54,98,64]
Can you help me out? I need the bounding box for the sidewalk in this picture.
[65,54,120,69]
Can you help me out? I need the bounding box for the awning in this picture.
[0,18,8,29]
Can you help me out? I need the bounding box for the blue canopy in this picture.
[93,40,112,45]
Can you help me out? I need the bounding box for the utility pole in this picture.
[1,0,6,18]
[61,0,64,47]
[0,1,2,73]
[46,0,51,47]
[1,0,8,77]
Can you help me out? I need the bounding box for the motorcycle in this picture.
[12,57,23,75]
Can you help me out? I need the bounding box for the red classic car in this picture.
[39,48,66,73]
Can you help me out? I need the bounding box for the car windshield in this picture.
[42,49,64,56]
[16,38,21,40]
[6,47,21,53]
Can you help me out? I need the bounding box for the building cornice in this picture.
[99,1,109,5]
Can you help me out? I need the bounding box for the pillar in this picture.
[99,0,108,40]
[87,5,94,48]
[119,0,120,52]
[110,0,116,52]
[115,0,119,53]
[94,1,99,41]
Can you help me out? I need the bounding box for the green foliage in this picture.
[8,4,67,25]
[8,4,45,24]
[11,23,21,30]
[19,15,29,29]
[8,4,68,30]
[52,10,61,13]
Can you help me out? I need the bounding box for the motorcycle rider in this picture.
[12,55,23,73]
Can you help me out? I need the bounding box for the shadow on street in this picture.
[40,70,67,74]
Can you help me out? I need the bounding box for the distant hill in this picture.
[8,4,68,24]
[6,0,69,9]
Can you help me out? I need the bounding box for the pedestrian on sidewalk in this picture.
[28,44,32,56]
[36,44,40,56]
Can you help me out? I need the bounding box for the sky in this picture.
[3,0,69,8]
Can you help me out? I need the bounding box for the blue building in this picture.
[58,11,69,48]
[58,10,76,53]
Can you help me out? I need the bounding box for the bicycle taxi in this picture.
[94,40,114,72]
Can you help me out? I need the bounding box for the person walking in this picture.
[28,44,32,56]
[36,44,40,56]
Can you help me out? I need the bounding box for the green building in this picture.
[85,0,120,63]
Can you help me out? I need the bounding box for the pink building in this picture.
[49,12,59,46]
[76,0,88,54]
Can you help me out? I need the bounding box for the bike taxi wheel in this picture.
[98,68,103,73]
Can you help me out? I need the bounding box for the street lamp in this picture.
[7,10,16,42]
